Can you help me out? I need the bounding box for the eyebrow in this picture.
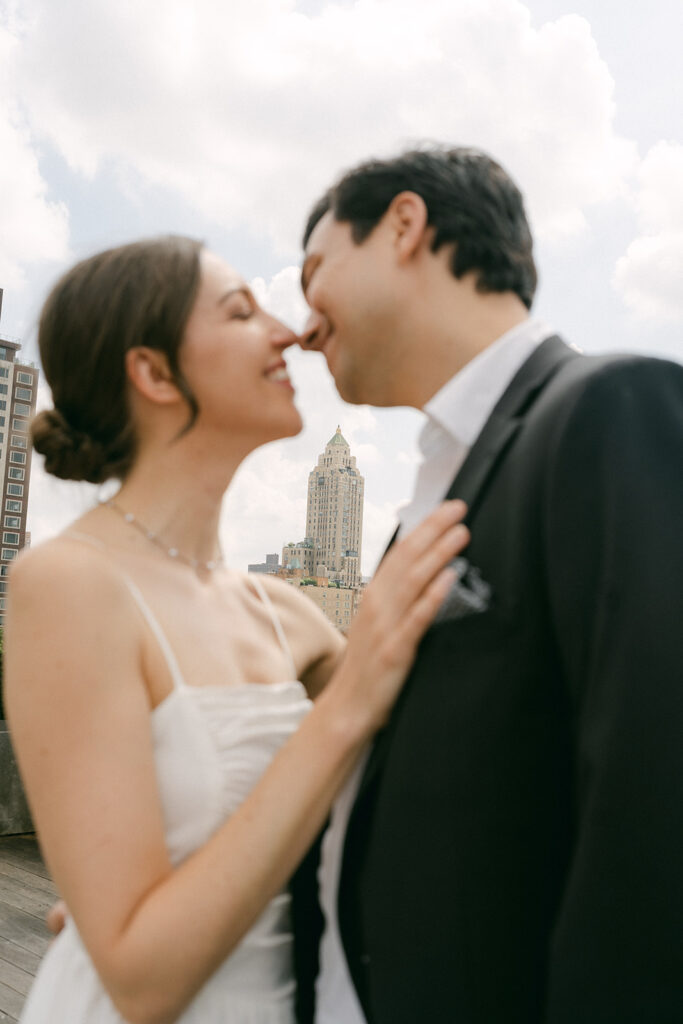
[217,286,252,306]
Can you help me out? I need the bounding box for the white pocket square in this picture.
[434,557,492,623]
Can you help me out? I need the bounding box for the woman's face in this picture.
[179,249,303,446]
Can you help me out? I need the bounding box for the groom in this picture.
[294,147,683,1023]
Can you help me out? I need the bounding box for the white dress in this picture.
[20,571,312,1024]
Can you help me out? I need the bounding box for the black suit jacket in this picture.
[308,337,683,1024]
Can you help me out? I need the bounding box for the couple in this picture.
[7,146,683,1024]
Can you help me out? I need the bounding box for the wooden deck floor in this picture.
[0,835,57,1023]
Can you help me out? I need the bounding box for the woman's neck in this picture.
[105,438,245,569]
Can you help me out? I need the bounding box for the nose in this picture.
[267,315,297,351]
[298,309,329,351]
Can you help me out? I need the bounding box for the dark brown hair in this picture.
[303,146,537,310]
[32,235,203,483]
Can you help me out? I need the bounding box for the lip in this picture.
[264,360,295,392]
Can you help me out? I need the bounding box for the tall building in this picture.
[0,290,39,625]
[304,426,364,588]
[269,427,365,631]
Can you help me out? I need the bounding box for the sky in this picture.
[0,0,681,576]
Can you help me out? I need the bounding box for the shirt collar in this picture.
[419,318,555,454]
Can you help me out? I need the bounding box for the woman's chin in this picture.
[265,408,304,443]
[283,407,304,438]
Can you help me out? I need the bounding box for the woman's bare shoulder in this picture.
[4,533,144,722]
[9,531,130,611]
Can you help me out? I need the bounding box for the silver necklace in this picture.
[102,498,224,572]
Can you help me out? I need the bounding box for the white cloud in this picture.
[13,0,636,258]
[361,498,401,576]
[396,448,421,466]
[0,21,70,292]
[221,445,310,565]
[251,266,309,332]
[613,142,683,324]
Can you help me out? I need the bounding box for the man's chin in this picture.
[329,365,365,406]
[335,381,366,405]
[334,372,391,407]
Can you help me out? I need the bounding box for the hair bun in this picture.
[31,408,110,484]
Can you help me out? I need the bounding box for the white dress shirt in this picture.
[314,318,555,1024]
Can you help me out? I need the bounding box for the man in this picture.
[295,146,683,1023]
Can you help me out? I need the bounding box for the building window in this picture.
[3,532,20,545]
[0,401,6,411]
[10,451,26,464]
[0,347,7,361]
[0,367,8,378]
[11,418,26,431]
[5,500,22,512]
[1,549,17,560]
[0,565,8,576]
[4,516,21,529]
[0,599,5,610]
[15,387,32,401]
[8,467,24,480]
[11,435,27,449]
[7,484,23,496]
[0,418,4,427]
[0,385,7,395]
[14,403,31,416]
[0,581,6,593]
[16,372,33,385]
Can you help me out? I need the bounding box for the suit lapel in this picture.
[446,335,577,517]
[348,335,579,806]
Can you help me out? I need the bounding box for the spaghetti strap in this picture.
[248,574,298,680]
[120,577,187,693]
[63,530,187,693]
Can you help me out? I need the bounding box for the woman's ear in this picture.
[387,191,429,264]
[124,347,181,406]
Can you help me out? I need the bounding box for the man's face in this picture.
[300,211,401,406]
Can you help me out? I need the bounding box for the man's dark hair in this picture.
[303,146,537,309]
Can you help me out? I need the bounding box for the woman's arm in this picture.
[6,500,468,1024]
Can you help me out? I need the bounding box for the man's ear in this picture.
[124,347,181,406]
[387,191,429,263]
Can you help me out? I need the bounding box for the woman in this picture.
[5,236,469,1024]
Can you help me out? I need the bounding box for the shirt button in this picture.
[360,953,371,965]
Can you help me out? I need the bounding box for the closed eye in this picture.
[218,286,256,320]
[225,295,255,321]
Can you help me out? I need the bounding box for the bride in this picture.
[5,235,469,1024]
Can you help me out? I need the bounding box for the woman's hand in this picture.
[331,499,469,733]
